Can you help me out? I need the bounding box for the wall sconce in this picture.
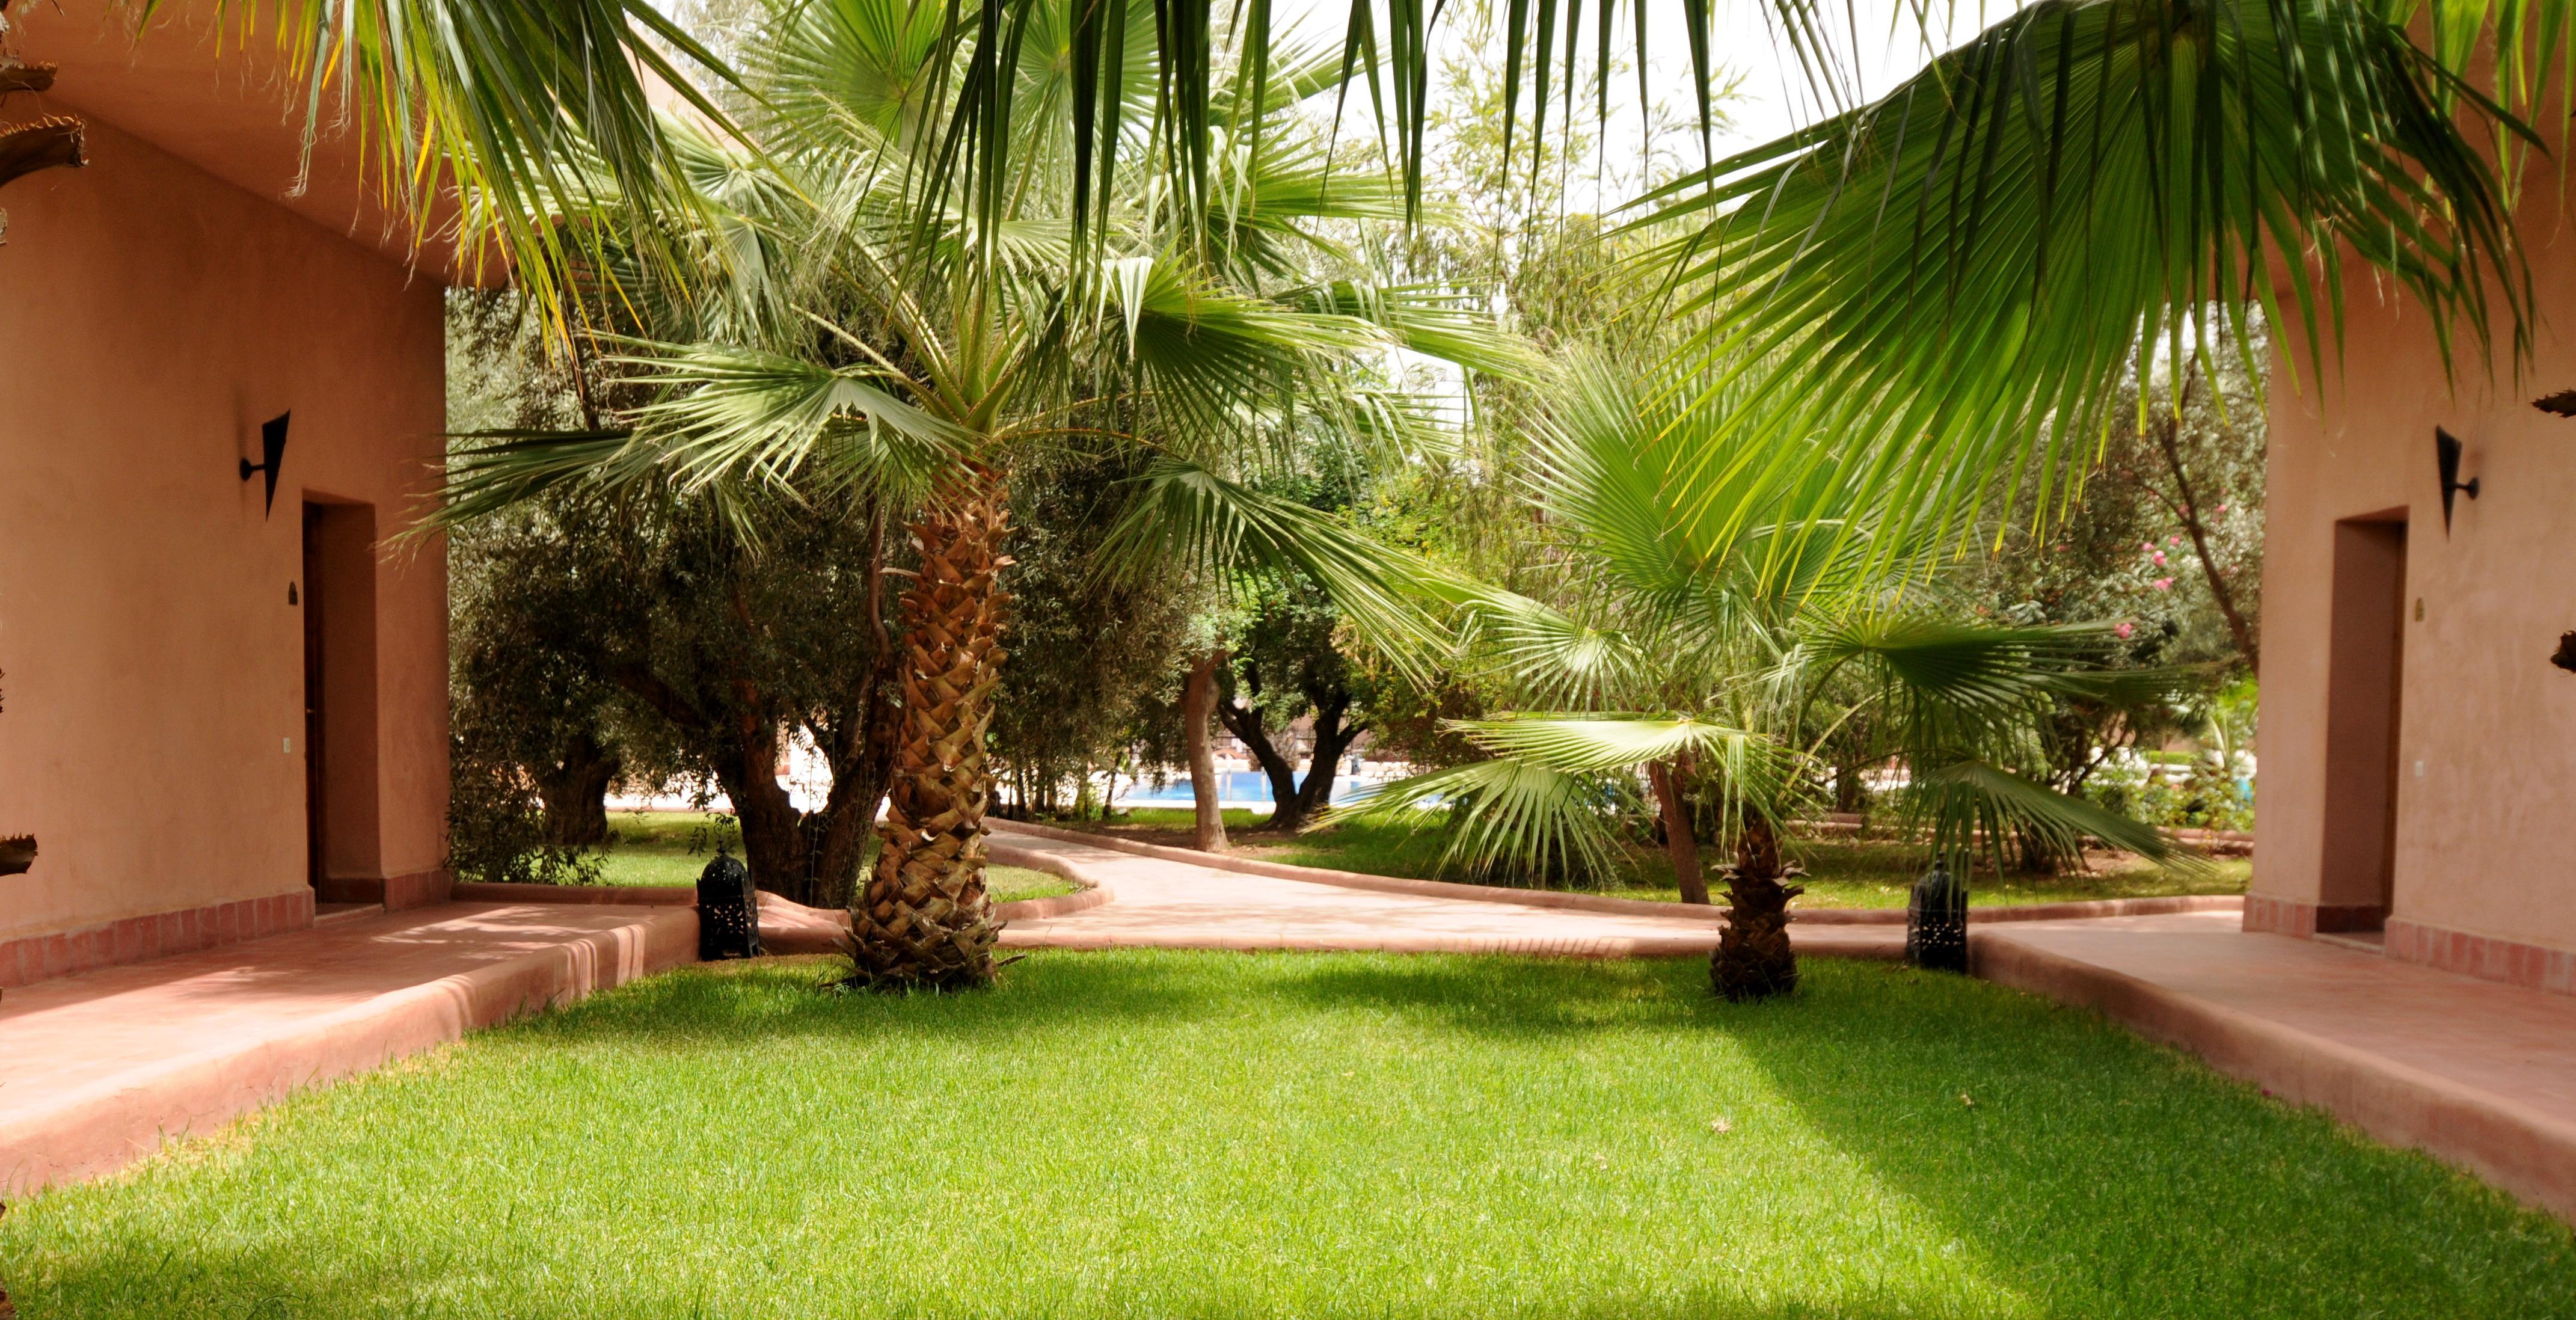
[240,411,289,516]
[2435,427,2479,534]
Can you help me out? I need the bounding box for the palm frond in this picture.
[1095,457,1455,669]
[1906,758,2194,872]
[1643,0,2536,553]
[1330,759,1631,887]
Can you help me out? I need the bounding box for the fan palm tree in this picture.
[1346,357,2192,999]
[215,0,2554,547]
[442,0,1527,990]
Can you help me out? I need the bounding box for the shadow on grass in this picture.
[1271,953,1731,1039]
[2,1231,2000,1320]
[1720,963,2576,1320]
[497,950,1228,1049]
[1250,954,2576,1319]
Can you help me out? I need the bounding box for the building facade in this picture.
[2252,179,2576,995]
[0,2,453,987]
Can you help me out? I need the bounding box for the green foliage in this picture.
[1345,356,2194,886]
[990,448,1196,815]
[1645,0,2540,568]
[443,743,606,886]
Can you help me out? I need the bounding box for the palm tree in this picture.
[443,0,1524,990]
[1347,357,2190,999]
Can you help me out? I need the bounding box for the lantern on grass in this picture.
[696,852,762,961]
[1906,858,1967,972]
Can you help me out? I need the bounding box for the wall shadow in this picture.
[1719,962,2576,1319]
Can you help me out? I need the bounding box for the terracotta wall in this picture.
[2256,182,2576,960]
[0,117,448,946]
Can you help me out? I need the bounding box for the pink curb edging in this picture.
[455,852,1115,944]
[988,819,2240,927]
[1971,927,2576,1225]
[0,904,699,1197]
[987,840,1117,918]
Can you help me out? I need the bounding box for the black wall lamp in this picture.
[241,411,289,516]
[2435,426,2479,534]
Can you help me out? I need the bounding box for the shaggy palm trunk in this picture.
[1711,815,1806,1001]
[847,468,1012,990]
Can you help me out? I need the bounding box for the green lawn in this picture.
[5,953,2565,1318]
[577,812,1075,903]
[1055,809,2249,909]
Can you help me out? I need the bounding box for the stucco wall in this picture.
[0,117,447,944]
[2257,185,2576,956]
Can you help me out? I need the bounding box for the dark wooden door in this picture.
[302,504,328,890]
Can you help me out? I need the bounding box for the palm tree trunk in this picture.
[847,467,1012,990]
[1645,760,1710,905]
[1711,815,1805,1001]
[1184,651,1229,852]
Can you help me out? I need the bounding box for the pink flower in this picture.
[2142,541,2157,553]
[2153,551,2167,566]
[2214,504,2228,514]
[2115,622,2135,639]
[2169,536,2183,548]
[2153,577,2174,592]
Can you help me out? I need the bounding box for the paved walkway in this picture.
[0,901,694,1194]
[990,829,1902,959]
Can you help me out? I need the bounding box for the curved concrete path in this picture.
[989,827,1901,960]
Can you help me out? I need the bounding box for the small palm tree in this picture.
[1350,357,2190,999]
[445,0,1524,990]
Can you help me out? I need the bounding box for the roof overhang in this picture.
[11,0,495,286]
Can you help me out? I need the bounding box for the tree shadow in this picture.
[1270,952,1760,1040]
[1719,963,2576,1320]
[497,950,1216,1048]
[3,1227,2007,1319]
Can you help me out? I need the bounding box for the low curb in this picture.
[455,855,1114,953]
[987,820,2242,927]
[0,903,697,1196]
[1972,926,2576,1224]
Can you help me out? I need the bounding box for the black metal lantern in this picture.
[696,852,762,961]
[2435,426,2480,534]
[241,412,290,517]
[1906,858,1967,972]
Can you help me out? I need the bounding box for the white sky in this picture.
[1271,0,1992,162]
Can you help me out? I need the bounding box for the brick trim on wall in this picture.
[2242,895,2389,936]
[0,889,315,990]
[2386,918,2576,998]
[314,870,453,911]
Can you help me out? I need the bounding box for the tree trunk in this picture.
[1183,650,1229,852]
[1286,699,1362,830]
[1711,815,1805,1001]
[725,717,815,903]
[1215,692,1301,832]
[535,728,619,847]
[1645,759,1710,905]
[848,467,1012,990]
[2151,408,2259,676]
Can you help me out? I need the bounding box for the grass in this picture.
[572,812,1076,903]
[5,951,2567,1318]
[1050,809,2249,910]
